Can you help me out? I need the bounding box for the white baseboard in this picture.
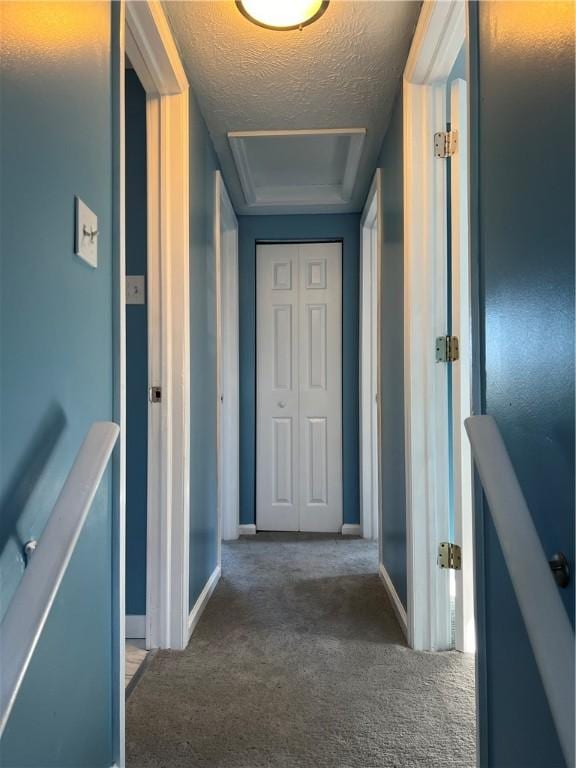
[238,523,256,536]
[187,565,221,642]
[125,615,146,639]
[341,524,362,536]
[379,563,408,639]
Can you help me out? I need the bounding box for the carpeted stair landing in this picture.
[126,534,476,768]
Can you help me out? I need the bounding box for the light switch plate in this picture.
[126,275,145,304]
[75,196,98,268]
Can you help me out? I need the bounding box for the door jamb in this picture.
[124,0,190,653]
[214,171,240,549]
[403,0,466,651]
[359,170,382,543]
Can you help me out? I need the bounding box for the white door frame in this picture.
[449,77,475,654]
[403,0,468,651]
[124,0,190,653]
[214,171,240,549]
[360,170,382,542]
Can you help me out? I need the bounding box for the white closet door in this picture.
[256,242,342,532]
[257,244,300,531]
[297,243,342,532]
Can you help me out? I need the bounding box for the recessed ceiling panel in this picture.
[228,128,366,208]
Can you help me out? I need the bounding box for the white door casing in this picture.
[360,170,382,542]
[214,171,240,546]
[256,242,343,532]
[403,0,467,652]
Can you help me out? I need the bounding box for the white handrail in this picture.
[465,415,575,767]
[0,421,120,736]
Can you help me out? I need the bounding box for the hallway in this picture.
[126,536,476,767]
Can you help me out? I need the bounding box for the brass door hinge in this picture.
[436,335,459,363]
[434,130,458,158]
[438,542,462,570]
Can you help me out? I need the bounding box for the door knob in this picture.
[549,552,570,588]
[278,401,286,408]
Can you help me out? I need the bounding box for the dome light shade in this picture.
[235,0,330,31]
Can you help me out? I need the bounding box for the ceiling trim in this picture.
[228,128,366,210]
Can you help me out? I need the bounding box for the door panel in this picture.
[298,243,342,532]
[257,242,342,532]
[273,417,294,504]
[257,245,300,531]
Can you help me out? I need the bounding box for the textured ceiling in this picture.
[164,1,421,214]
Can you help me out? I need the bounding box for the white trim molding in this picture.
[215,171,240,549]
[126,0,190,652]
[379,564,408,640]
[341,524,362,537]
[238,524,257,536]
[125,615,146,640]
[359,170,383,543]
[403,0,466,652]
[187,566,222,642]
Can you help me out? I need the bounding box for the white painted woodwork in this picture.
[126,0,191,660]
[450,77,475,654]
[360,171,382,542]
[214,171,240,546]
[403,0,466,652]
[257,243,342,532]
[465,416,575,768]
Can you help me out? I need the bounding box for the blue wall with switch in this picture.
[0,3,116,764]
[237,214,360,528]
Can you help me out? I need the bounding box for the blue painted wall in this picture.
[125,69,148,617]
[0,3,116,765]
[375,91,407,608]
[470,3,574,765]
[188,92,221,607]
[237,214,360,528]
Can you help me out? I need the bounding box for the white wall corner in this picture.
[379,563,408,640]
[341,524,362,536]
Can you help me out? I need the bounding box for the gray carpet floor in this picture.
[127,534,476,768]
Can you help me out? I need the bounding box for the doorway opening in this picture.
[403,0,476,657]
[256,242,343,533]
[117,4,191,757]
[124,54,150,681]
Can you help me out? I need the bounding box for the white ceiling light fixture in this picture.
[235,0,330,31]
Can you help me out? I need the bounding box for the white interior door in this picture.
[257,242,342,532]
[450,77,475,653]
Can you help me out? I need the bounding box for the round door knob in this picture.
[278,401,286,408]
[549,552,570,588]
